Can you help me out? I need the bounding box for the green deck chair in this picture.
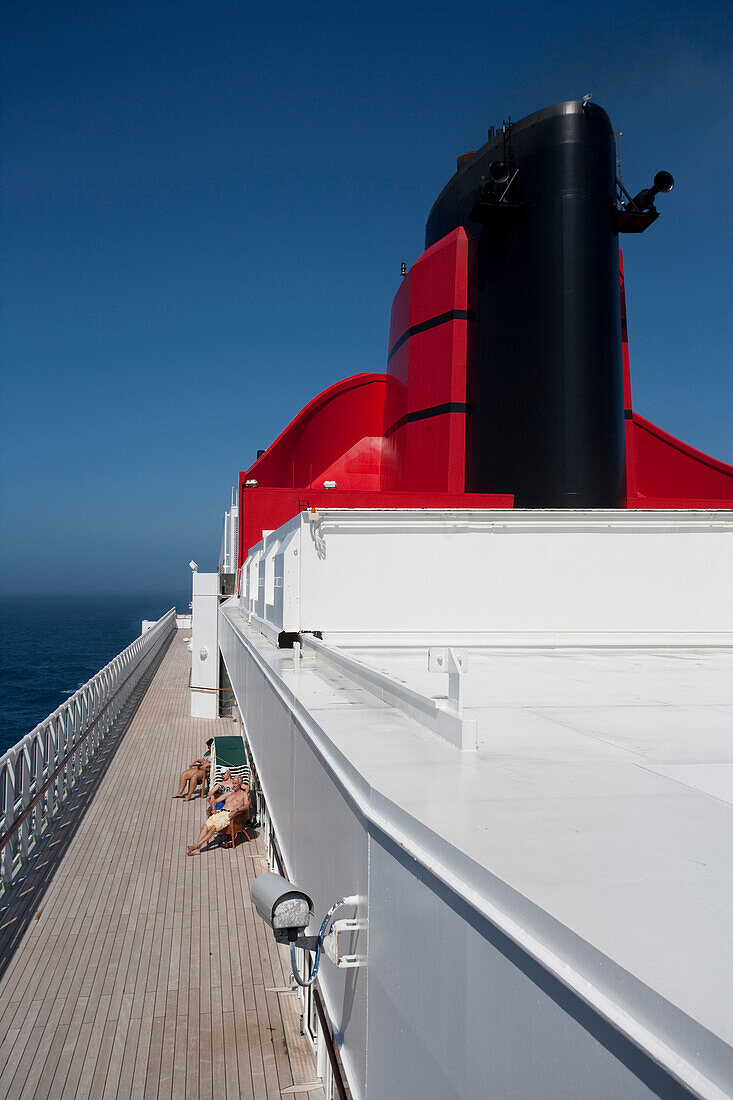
[210,736,250,790]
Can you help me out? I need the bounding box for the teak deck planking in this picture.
[0,632,324,1100]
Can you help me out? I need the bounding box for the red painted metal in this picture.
[627,413,733,506]
[243,374,387,492]
[236,231,488,563]
[235,238,731,567]
[620,249,733,508]
[382,229,470,493]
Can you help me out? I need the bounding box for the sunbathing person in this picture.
[207,770,233,812]
[187,777,250,855]
[173,738,213,800]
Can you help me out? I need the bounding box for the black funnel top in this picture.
[427,100,625,509]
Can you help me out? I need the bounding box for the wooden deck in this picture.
[0,632,324,1100]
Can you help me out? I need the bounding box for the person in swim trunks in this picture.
[187,777,250,855]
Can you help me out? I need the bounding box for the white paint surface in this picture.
[219,493,239,574]
[221,604,733,1098]
[239,509,733,643]
[225,507,733,1095]
[191,571,218,720]
[312,640,733,1044]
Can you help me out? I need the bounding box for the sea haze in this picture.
[0,593,188,755]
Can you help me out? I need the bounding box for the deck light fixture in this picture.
[251,872,360,988]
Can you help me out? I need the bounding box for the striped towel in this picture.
[210,735,250,788]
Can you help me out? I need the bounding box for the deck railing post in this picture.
[47,720,58,823]
[93,681,101,752]
[32,733,44,841]
[73,696,83,783]
[57,713,66,808]
[0,761,14,885]
[82,690,90,761]
[19,746,31,862]
[80,691,89,770]
[61,707,71,803]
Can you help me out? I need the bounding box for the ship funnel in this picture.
[631,170,674,212]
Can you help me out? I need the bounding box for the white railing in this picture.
[0,608,176,889]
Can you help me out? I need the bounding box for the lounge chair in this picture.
[209,735,251,790]
[210,735,254,848]
[220,809,252,849]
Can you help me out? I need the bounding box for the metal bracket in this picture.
[293,640,316,661]
[307,509,327,558]
[322,918,364,968]
[428,647,468,714]
[274,931,320,948]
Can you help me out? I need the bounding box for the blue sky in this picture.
[1,0,731,595]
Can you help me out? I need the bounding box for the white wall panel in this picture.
[191,571,218,719]
[239,509,733,644]
[366,837,681,1100]
[219,610,370,1094]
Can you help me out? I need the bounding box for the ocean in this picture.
[0,593,189,756]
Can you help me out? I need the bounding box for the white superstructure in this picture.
[239,508,733,646]
[219,485,239,576]
[220,507,733,1099]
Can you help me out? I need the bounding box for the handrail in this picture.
[313,988,349,1100]
[0,662,147,855]
[0,608,176,888]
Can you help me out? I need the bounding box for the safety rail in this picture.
[0,607,176,889]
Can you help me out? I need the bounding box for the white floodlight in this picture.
[251,873,313,940]
[251,872,360,988]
